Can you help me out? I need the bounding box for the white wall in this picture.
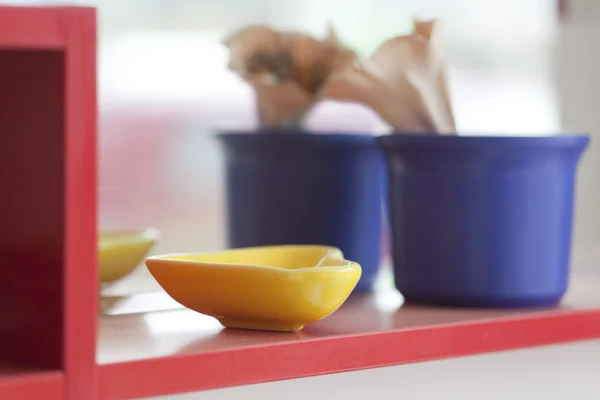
[557,0,600,272]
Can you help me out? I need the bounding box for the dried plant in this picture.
[223,20,455,133]
[321,20,456,133]
[223,25,356,128]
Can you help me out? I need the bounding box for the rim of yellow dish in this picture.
[99,227,161,247]
[146,245,360,274]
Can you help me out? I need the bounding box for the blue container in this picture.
[217,132,385,291]
[378,134,589,307]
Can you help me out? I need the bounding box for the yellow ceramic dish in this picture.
[145,245,362,332]
[99,228,160,284]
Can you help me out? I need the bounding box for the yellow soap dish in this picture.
[145,245,361,332]
[99,227,160,285]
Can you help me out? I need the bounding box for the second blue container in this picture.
[217,132,385,291]
[378,134,589,307]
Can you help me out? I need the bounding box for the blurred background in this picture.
[5,0,600,294]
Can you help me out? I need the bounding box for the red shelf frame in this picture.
[0,363,63,400]
[99,310,600,399]
[1,5,600,400]
[96,274,600,399]
[0,6,97,400]
[0,7,63,48]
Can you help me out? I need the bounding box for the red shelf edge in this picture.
[0,6,66,48]
[0,371,63,400]
[98,308,600,400]
[62,6,98,400]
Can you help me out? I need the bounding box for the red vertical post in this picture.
[62,7,98,400]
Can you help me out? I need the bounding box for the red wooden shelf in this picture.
[0,6,64,48]
[97,272,600,400]
[0,363,63,400]
[0,5,97,400]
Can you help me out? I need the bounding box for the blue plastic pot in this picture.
[217,131,385,291]
[378,134,589,307]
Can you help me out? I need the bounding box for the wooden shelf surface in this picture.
[97,272,600,399]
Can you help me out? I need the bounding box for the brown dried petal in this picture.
[282,32,357,95]
[283,34,327,94]
[367,34,431,84]
[413,19,436,41]
[249,78,314,129]
[322,66,437,132]
[245,50,293,82]
[224,25,292,79]
[414,20,456,130]
[321,20,456,133]
[223,24,358,128]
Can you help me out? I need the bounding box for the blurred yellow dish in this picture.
[99,228,160,284]
[145,245,361,332]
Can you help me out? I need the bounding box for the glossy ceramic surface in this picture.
[145,245,362,331]
[379,134,589,307]
[99,228,160,284]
